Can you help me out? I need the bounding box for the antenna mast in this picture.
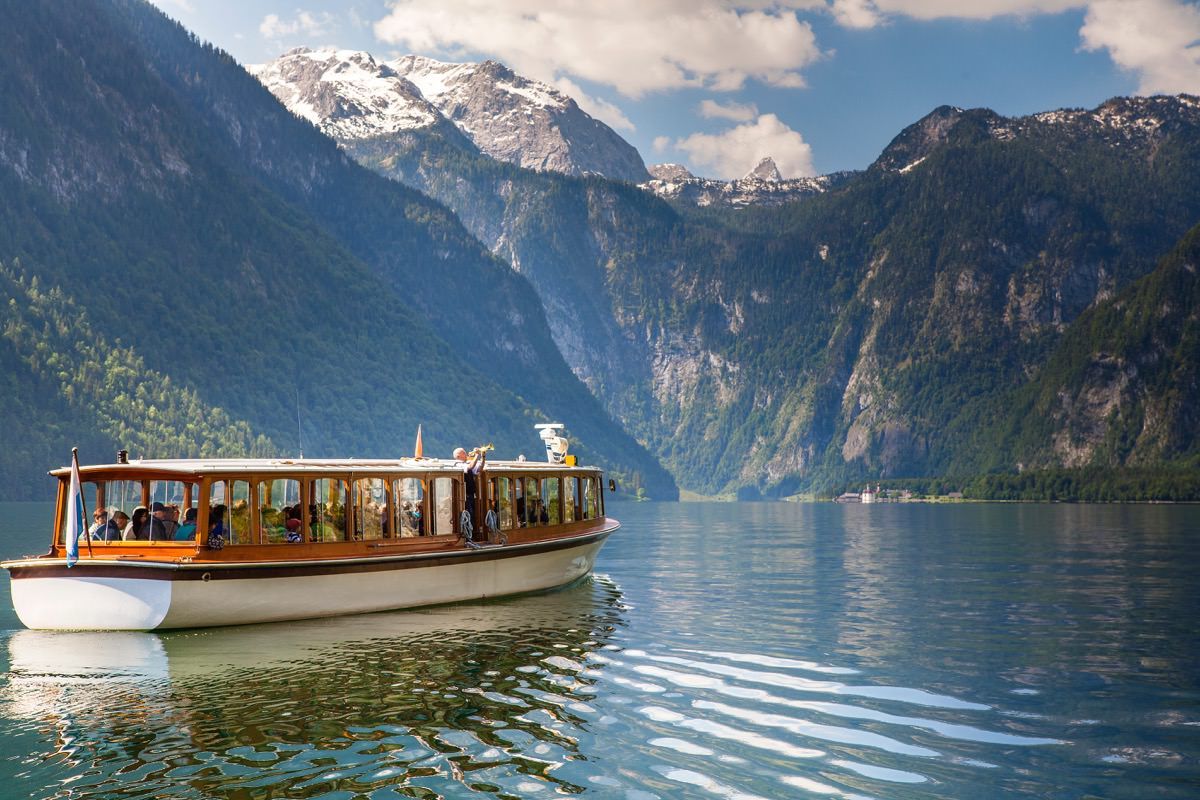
[296,389,304,459]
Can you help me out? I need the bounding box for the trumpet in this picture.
[469,443,495,456]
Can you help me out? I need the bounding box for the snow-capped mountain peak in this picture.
[248,47,440,139]
[253,48,648,182]
[391,56,567,112]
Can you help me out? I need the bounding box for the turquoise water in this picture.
[0,500,1197,798]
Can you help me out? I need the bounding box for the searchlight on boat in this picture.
[536,423,570,464]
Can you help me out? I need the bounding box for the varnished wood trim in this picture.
[7,525,615,582]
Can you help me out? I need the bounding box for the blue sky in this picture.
[151,0,1198,178]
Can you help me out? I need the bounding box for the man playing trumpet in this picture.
[453,444,491,534]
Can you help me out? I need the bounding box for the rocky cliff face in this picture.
[253,48,648,182]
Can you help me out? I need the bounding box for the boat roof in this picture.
[50,457,602,479]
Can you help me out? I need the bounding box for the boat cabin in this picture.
[48,457,607,562]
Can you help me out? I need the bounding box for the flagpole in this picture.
[65,448,86,568]
[79,449,93,560]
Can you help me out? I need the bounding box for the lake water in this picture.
[0,500,1197,798]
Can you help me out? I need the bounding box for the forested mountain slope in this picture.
[0,0,675,498]
[990,220,1200,473]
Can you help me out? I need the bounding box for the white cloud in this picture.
[699,99,760,121]
[1081,0,1200,94]
[672,114,815,179]
[830,0,882,27]
[653,136,672,153]
[373,1,827,98]
[260,10,335,40]
[554,78,636,131]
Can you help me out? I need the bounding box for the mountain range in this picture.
[2,1,1199,501]
[254,47,1200,496]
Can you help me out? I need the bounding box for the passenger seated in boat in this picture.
[126,506,150,540]
[287,505,303,536]
[400,501,423,536]
[208,504,228,545]
[285,517,303,543]
[309,504,336,541]
[111,510,130,539]
[89,510,122,541]
[151,502,176,540]
[174,507,198,541]
[261,504,284,541]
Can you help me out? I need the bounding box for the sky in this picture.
[150,0,1200,179]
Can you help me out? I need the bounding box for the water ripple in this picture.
[625,649,992,710]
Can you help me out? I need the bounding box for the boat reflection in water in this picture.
[2,577,627,798]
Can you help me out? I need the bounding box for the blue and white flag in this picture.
[65,448,84,568]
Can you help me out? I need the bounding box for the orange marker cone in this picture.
[414,424,424,459]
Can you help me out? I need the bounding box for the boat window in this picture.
[309,478,349,542]
[525,479,544,527]
[582,477,595,520]
[393,477,425,537]
[230,482,251,544]
[159,480,198,542]
[258,479,301,543]
[431,476,457,535]
[209,480,252,545]
[592,477,602,518]
[145,480,194,541]
[100,480,139,540]
[493,477,514,530]
[564,476,579,523]
[540,477,561,525]
[353,478,387,541]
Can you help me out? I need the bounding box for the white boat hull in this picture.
[9,535,608,631]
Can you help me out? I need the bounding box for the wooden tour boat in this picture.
[3,425,619,631]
